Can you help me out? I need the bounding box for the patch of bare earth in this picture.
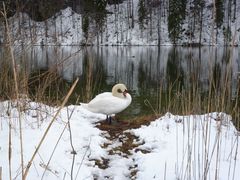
[93,114,158,178]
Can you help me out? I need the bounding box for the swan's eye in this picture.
[117,89,122,93]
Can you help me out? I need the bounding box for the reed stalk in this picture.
[8,113,12,180]
[1,2,24,179]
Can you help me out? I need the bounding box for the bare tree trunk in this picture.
[131,0,134,28]
[127,0,130,28]
[101,25,103,44]
[225,0,231,45]
[212,0,216,45]
[105,18,108,43]
[233,0,236,20]
[60,12,63,43]
[97,28,99,45]
[29,16,33,44]
[199,8,203,45]
[72,11,75,29]
[32,21,37,44]
[45,20,48,45]
[157,1,161,46]
[16,0,21,37]
[115,3,119,43]
[149,0,152,37]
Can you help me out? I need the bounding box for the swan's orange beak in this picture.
[123,89,128,97]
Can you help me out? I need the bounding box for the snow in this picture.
[0,100,240,180]
[130,113,240,180]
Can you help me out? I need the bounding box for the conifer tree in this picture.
[168,0,187,44]
[82,15,89,43]
[215,0,224,28]
[138,0,147,30]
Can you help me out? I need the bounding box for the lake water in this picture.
[1,46,240,120]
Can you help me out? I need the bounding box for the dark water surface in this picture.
[1,46,240,120]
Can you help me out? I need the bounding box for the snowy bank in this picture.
[1,0,240,46]
[0,100,240,180]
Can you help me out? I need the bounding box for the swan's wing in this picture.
[80,92,112,113]
[89,92,112,105]
[94,92,112,99]
[88,96,128,115]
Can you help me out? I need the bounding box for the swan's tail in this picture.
[80,103,87,108]
[80,103,90,111]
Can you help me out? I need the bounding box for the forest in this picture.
[0,0,239,45]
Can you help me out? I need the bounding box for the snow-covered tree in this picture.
[168,0,187,44]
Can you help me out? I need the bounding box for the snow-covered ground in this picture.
[1,0,240,46]
[0,100,239,180]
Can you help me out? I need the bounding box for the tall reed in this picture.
[154,47,240,129]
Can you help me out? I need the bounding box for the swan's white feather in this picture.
[86,93,131,115]
[81,84,132,116]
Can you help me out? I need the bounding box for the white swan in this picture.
[81,84,132,124]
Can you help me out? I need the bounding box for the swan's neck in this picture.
[125,93,132,105]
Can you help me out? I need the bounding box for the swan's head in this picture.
[112,83,129,98]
